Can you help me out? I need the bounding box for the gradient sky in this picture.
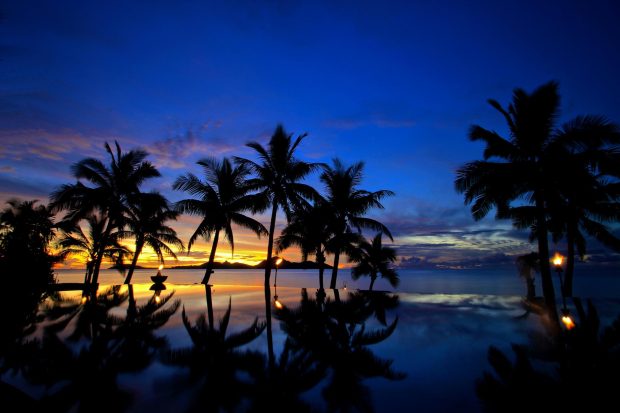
[2,0,620,270]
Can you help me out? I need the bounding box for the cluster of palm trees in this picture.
[48,125,398,291]
[456,82,620,311]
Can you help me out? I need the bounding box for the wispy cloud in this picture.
[324,114,415,130]
[149,124,237,169]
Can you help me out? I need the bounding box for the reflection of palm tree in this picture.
[320,159,394,289]
[276,202,334,289]
[163,300,266,412]
[45,286,128,341]
[174,157,268,284]
[350,233,399,291]
[248,340,326,413]
[113,285,180,371]
[50,141,160,284]
[235,125,320,364]
[275,288,403,412]
[57,215,131,283]
[121,192,184,284]
[477,300,620,412]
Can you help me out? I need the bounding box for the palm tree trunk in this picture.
[265,203,278,368]
[369,274,377,291]
[535,192,558,318]
[330,250,340,289]
[317,249,325,290]
[564,220,576,298]
[92,217,113,285]
[124,238,144,284]
[127,284,137,321]
[202,230,220,284]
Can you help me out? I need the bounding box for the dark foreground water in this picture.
[2,269,620,412]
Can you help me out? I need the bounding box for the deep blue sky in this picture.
[2,0,620,269]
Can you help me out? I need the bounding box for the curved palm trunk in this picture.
[535,192,558,321]
[92,219,113,285]
[202,230,220,284]
[264,203,278,367]
[330,250,341,289]
[564,219,577,298]
[124,238,144,284]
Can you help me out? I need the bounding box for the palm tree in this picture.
[546,117,620,296]
[455,82,564,309]
[0,199,57,290]
[321,159,394,289]
[56,215,131,284]
[234,125,321,289]
[276,202,335,289]
[50,141,160,284]
[350,233,399,291]
[173,157,268,284]
[120,192,184,284]
[235,125,321,366]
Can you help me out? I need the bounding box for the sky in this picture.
[2,0,620,271]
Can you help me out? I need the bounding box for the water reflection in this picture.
[274,288,404,412]
[0,284,404,412]
[477,298,620,412]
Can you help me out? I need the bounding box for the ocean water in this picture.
[55,267,620,298]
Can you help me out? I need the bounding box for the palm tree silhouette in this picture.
[121,192,184,284]
[545,116,620,296]
[275,288,403,412]
[350,233,399,291]
[455,82,563,310]
[276,201,335,289]
[235,124,321,365]
[50,141,160,284]
[162,299,266,412]
[56,215,131,284]
[174,157,268,284]
[320,159,393,289]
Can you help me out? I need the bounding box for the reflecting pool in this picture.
[1,282,619,412]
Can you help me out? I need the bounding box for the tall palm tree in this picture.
[120,192,184,284]
[276,201,335,289]
[174,157,268,284]
[235,124,321,366]
[547,117,620,296]
[321,159,394,289]
[56,215,131,284]
[455,82,563,309]
[350,233,399,291]
[50,141,160,284]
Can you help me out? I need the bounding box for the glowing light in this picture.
[159,264,164,271]
[552,253,564,267]
[562,315,575,330]
[154,294,161,304]
[274,298,283,309]
[81,296,88,304]
[276,258,283,266]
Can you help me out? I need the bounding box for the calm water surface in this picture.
[2,268,619,412]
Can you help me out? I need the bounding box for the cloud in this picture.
[0,166,15,173]
[324,114,415,130]
[0,129,103,162]
[149,124,237,169]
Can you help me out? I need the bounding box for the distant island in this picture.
[170,258,333,270]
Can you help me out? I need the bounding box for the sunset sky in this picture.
[2,0,620,270]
